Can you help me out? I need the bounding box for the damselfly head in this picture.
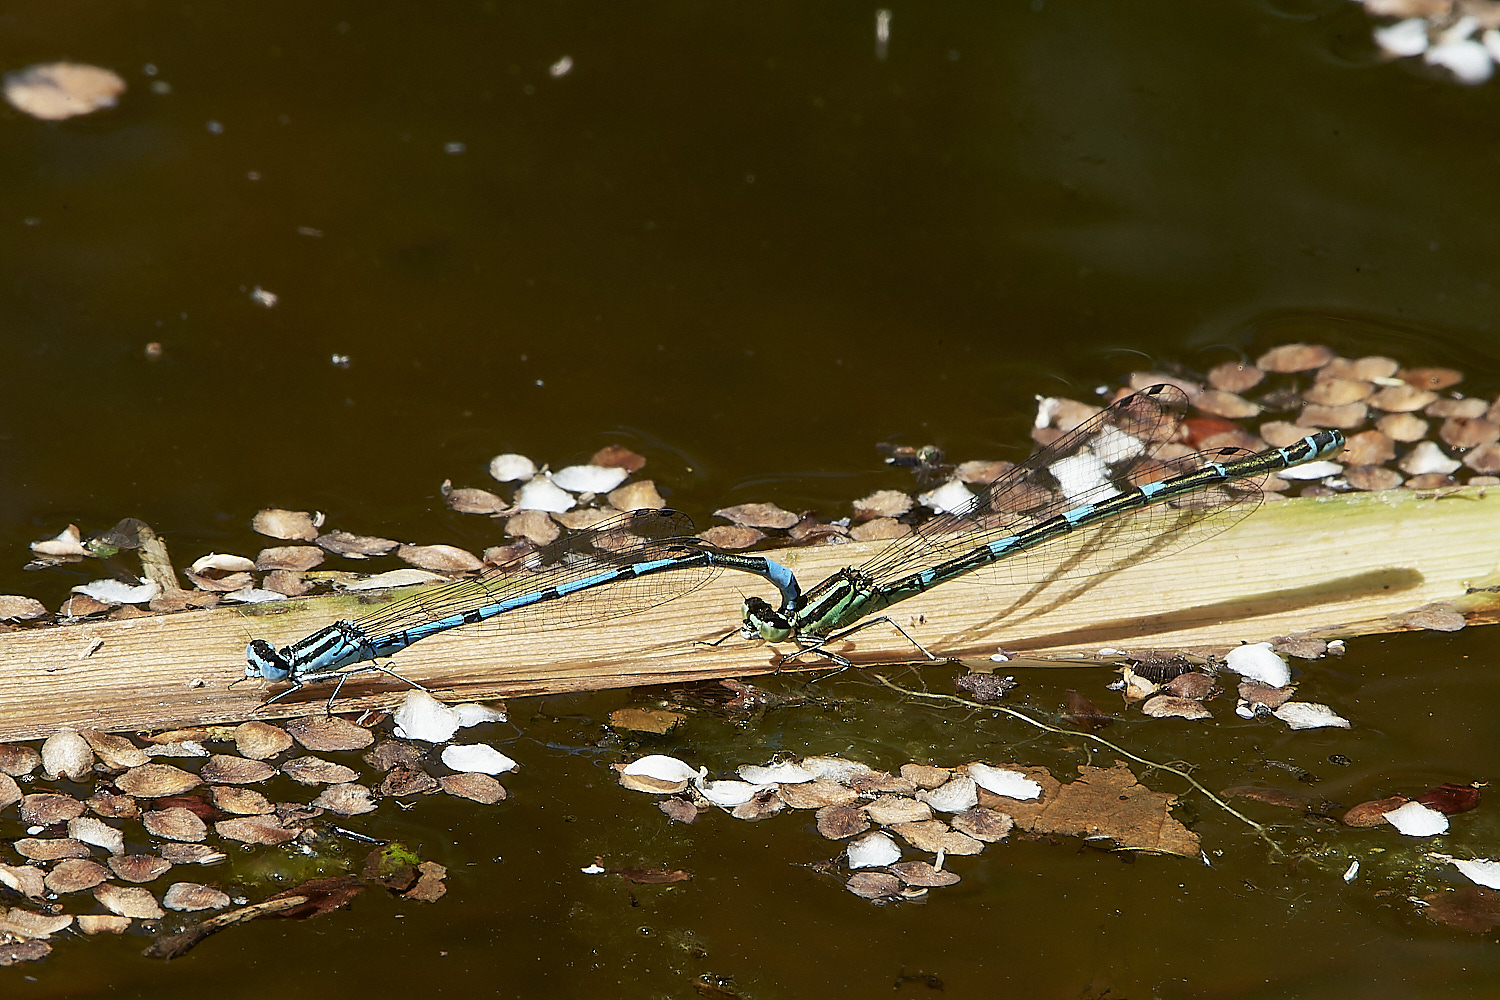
[244,639,293,682]
[741,595,794,643]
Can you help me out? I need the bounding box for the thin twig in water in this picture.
[868,672,1285,856]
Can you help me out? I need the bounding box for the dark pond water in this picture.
[4,1,1500,996]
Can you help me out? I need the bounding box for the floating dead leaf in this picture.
[1464,442,1500,474]
[787,516,848,544]
[0,773,18,812]
[285,716,375,752]
[609,866,692,885]
[1345,465,1403,491]
[0,864,46,899]
[1441,417,1500,451]
[68,816,124,854]
[0,743,41,777]
[607,480,666,511]
[198,755,274,785]
[0,940,51,966]
[404,861,448,903]
[117,763,200,798]
[1422,885,1500,932]
[1208,360,1265,393]
[254,546,326,572]
[865,795,932,825]
[163,883,231,912]
[274,755,353,786]
[1400,366,1463,391]
[441,482,509,515]
[1221,785,1319,809]
[955,673,1016,702]
[4,62,124,120]
[852,489,914,521]
[263,877,366,920]
[86,792,137,819]
[77,914,131,935]
[1417,783,1482,815]
[44,859,109,893]
[312,783,376,816]
[215,814,298,845]
[731,789,786,821]
[142,807,207,842]
[1342,796,1409,827]
[508,509,565,547]
[251,508,321,541]
[816,803,871,840]
[1369,383,1438,413]
[77,729,149,769]
[1164,672,1216,700]
[15,838,91,861]
[1303,377,1373,407]
[1141,695,1212,720]
[1256,343,1334,373]
[41,728,94,780]
[0,596,46,621]
[956,459,1014,485]
[361,844,418,890]
[439,772,506,804]
[315,530,399,559]
[1238,681,1295,709]
[380,765,439,797]
[890,861,961,887]
[590,443,647,472]
[996,762,1200,856]
[20,792,87,826]
[918,775,979,813]
[109,854,173,883]
[712,503,799,530]
[777,779,859,810]
[144,740,210,760]
[397,543,483,574]
[160,843,226,864]
[1064,690,1113,730]
[695,525,766,549]
[30,524,90,558]
[889,820,984,855]
[0,908,71,942]
[951,807,1013,842]
[1400,606,1467,632]
[95,884,164,919]
[1195,389,1260,420]
[849,518,910,541]
[233,721,294,760]
[210,786,274,815]
[659,797,697,823]
[609,707,687,735]
[845,872,903,900]
[899,764,952,790]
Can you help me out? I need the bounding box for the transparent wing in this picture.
[346,508,720,638]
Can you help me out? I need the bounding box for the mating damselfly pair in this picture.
[242,384,1343,708]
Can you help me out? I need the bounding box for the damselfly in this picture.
[740,384,1344,662]
[244,508,801,709]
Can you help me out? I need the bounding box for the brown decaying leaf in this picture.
[262,877,366,920]
[117,763,201,797]
[397,543,483,574]
[695,525,766,550]
[955,673,1016,703]
[899,764,952,790]
[608,707,687,735]
[404,862,448,903]
[438,773,507,805]
[94,884,164,919]
[1342,796,1409,827]
[845,872,903,900]
[314,530,399,559]
[1422,886,1500,933]
[1065,690,1113,730]
[215,815,299,846]
[889,861,961,887]
[712,503,800,530]
[199,755,276,784]
[109,855,173,883]
[609,866,692,884]
[234,721,295,760]
[142,807,209,842]
[1164,672,1216,700]
[0,773,20,812]
[15,838,92,861]
[284,716,375,752]
[981,761,1200,857]
[591,443,648,473]
[312,783,377,816]
[210,786,275,815]
[281,755,359,785]
[659,797,698,824]
[815,803,871,840]
[20,792,86,825]
[441,482,509,515]
[1220,786,1319,810]
[255,546,326,572]
[607,480,666,511]
[380,765,439,798]
[1140,695,1212,720]
[0,940,52,966]
[0,744,42,777]
[1416,783,1482,815]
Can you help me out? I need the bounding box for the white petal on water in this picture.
[1428,38,1492,84]
[1272,702,1351,730]
[1485,28,1500,62]
[696,779,769,807]
[221,588,287,604]
[441,743,518,775]
[1223,642,1291,687]
[551,464,629,494]
[798,756,872,783]
[581,863,605,874]
[392,690,463,743]
[1276,460,1343,480]
[1050,450,1117,503]
[488,454,537,482]
[738,761,816,784]
[189,553,256,573]
[1403,440,1462,476]
[72,580,159,605]
[31,525,90,557]
[1033,396,1062,430]
[1343,860,1359,883]
[1383,800,1449,837]
[549,55,574,78]
[917,775,978,813]
[1374,18,1430,57]
[453,703,507,727]
[622,755,701,784]
[515,477,576,513]
[918,479,974,514]
[847,831,902,869]
[967,763,1042,800]
[1448,858,1500,889]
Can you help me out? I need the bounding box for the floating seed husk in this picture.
[254,546,325,572]
[1343,796,1407,827]
[87,792,138,819]
[852,490,915,521]
[159,843,227,865]
[696,525,767,549]
[776,780,859,810]
[108,855,173,883]
[815,804,870,840]
[312,783,377,816]
[899,764,951,790]
[1163,672,1215,700]
[439,773,506,804]
[214,815,298,846]
[1303,378,1373,406]
[379,766,439,797]
[712,503,800,530]
[67,817,124,854]
[849,518,910,541]
[199,755,275,784]
[285,717,374,752]
[20,792,86,826]
[889,820,984,855]
[865,795,932,825]
[845,872,903,900]
[1401,367,1463,390]
[15,839,91,861]
[1369,384,1437,412]
[209,786,274,815]
[397,543,483,574]
[44,859,109,894]
[76,914,130,935]
[233,721,294,760]
[0,864,46,899]
[314,530,399,559]
[141,808,207,842]
[1141,695,1213,720]
[890,861,961,887]
[93,884,164,919]
[41,729,94,780]
[607,480,666,510]
[1256,343,1334,372]
[118,763,200,797]
[251,509,320,541]
[1207,360,1264,393]
[951,807,1014,843]
[280,755,359,785]
[162,883,231,912]
[1297,402,1367,429]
